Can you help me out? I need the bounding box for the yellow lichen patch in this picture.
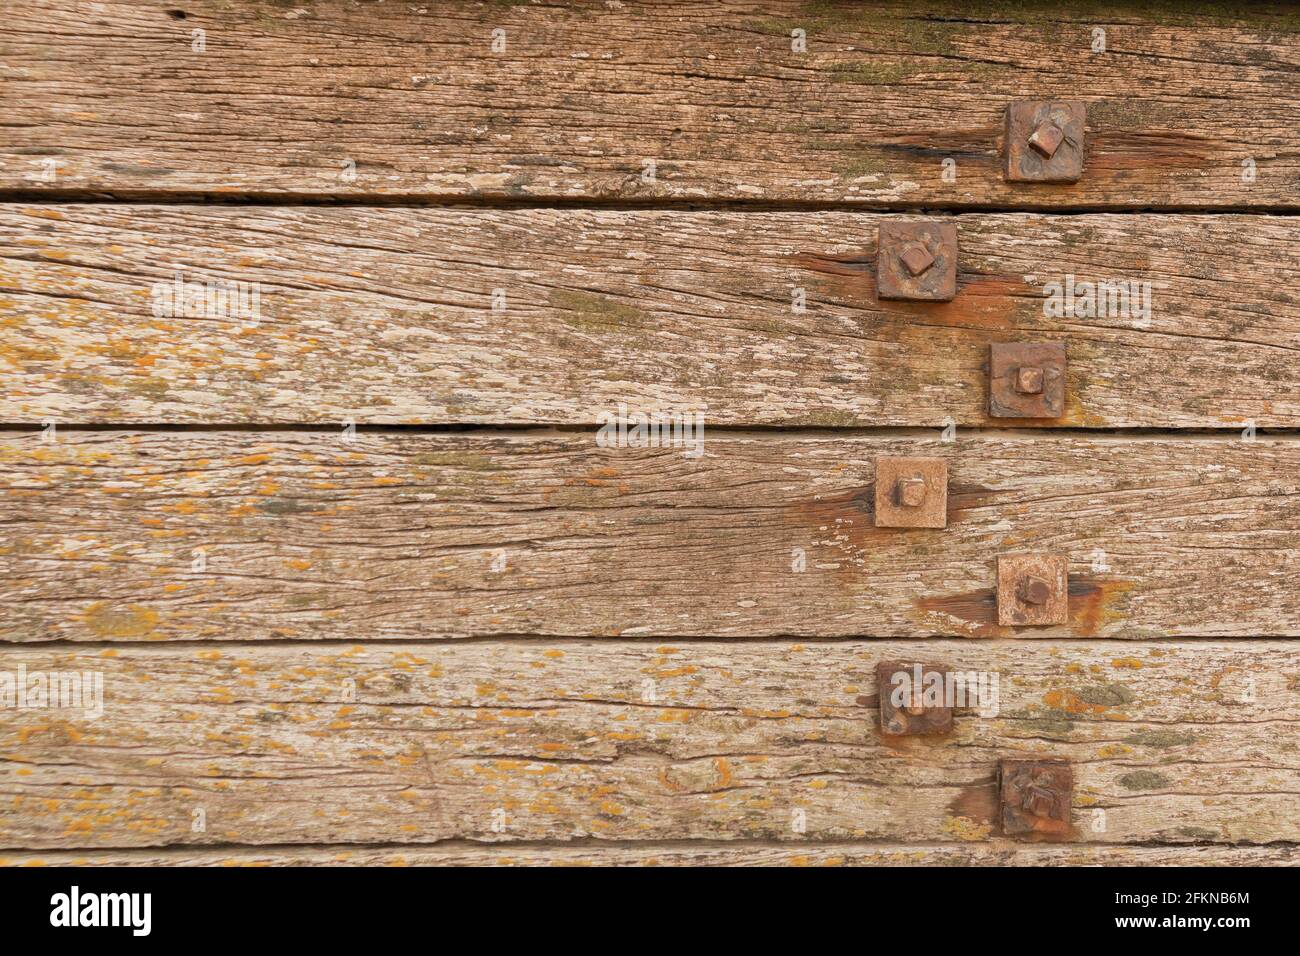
[714,757,733,789]
[942,814,991,841]
[652,666,697,678]
[81,602,159,639]
[1112,657,1143,669]
[1042,689,1109,716]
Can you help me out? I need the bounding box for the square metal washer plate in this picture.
[877,661,954,737]
[1000,758,1073,838]
[1005,100,1086,183]
[874,456,948,528]
[997,552,1069,626]
[876,221,958,301]
[989,342,1066,419]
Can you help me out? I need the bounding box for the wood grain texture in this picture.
[3,431,1298,642]
[4,1,1300,206]
[1,640,1297,848]
[4,844,1297,867]
[3,206,1299,427]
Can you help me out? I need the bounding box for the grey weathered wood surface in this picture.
[4,844,1297,867]
[3,432,1298,642]
[1,640,1296,848]
[4,0,1300,868]
[3,1,1300,206]
[3,206,1299,427]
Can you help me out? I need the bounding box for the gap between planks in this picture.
[6,192,1300,216]
[18,636,1300,650]
[4,839,1298,863]
[2,425,1298,441]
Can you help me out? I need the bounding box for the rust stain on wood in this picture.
[1090,130,1223,171]
[911,577,1135,638]
[789,251,1034,331]
[1069,578,1136,637]
[946,783,998,834]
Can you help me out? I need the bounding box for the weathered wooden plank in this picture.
[4,843,1296,867]
[4,1,1299,206]
[1,640,1297,848]
[3,206,1298,427]
[3,432,1298,641]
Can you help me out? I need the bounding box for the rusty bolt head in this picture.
[1015,366,1044,395]
[1027,119,1064,159]
[1023,787,1059,818]
[1016,575,1052,606]
[899,243,935,277]
[874,457,948,529]
[896,476,927,508]
[1000,759,1072,839]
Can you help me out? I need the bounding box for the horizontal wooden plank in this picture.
[4,1,1299,206]
[3,206,1298,427]
[3,432,1298,641]
[4,843,1296,867]
[2,640,1297,848]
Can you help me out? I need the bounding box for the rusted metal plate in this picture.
[877,661,954,736]
[997,553,1069,626]
[874,456,948,528]
[1004,101,1086,183]
[988,342,1067,418]
[999,759,1073,839]
[876,221,958,301]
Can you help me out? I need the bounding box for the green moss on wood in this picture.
[1119,770,1171,790]
[550,290,647,333]
[1123,729,1198,749]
